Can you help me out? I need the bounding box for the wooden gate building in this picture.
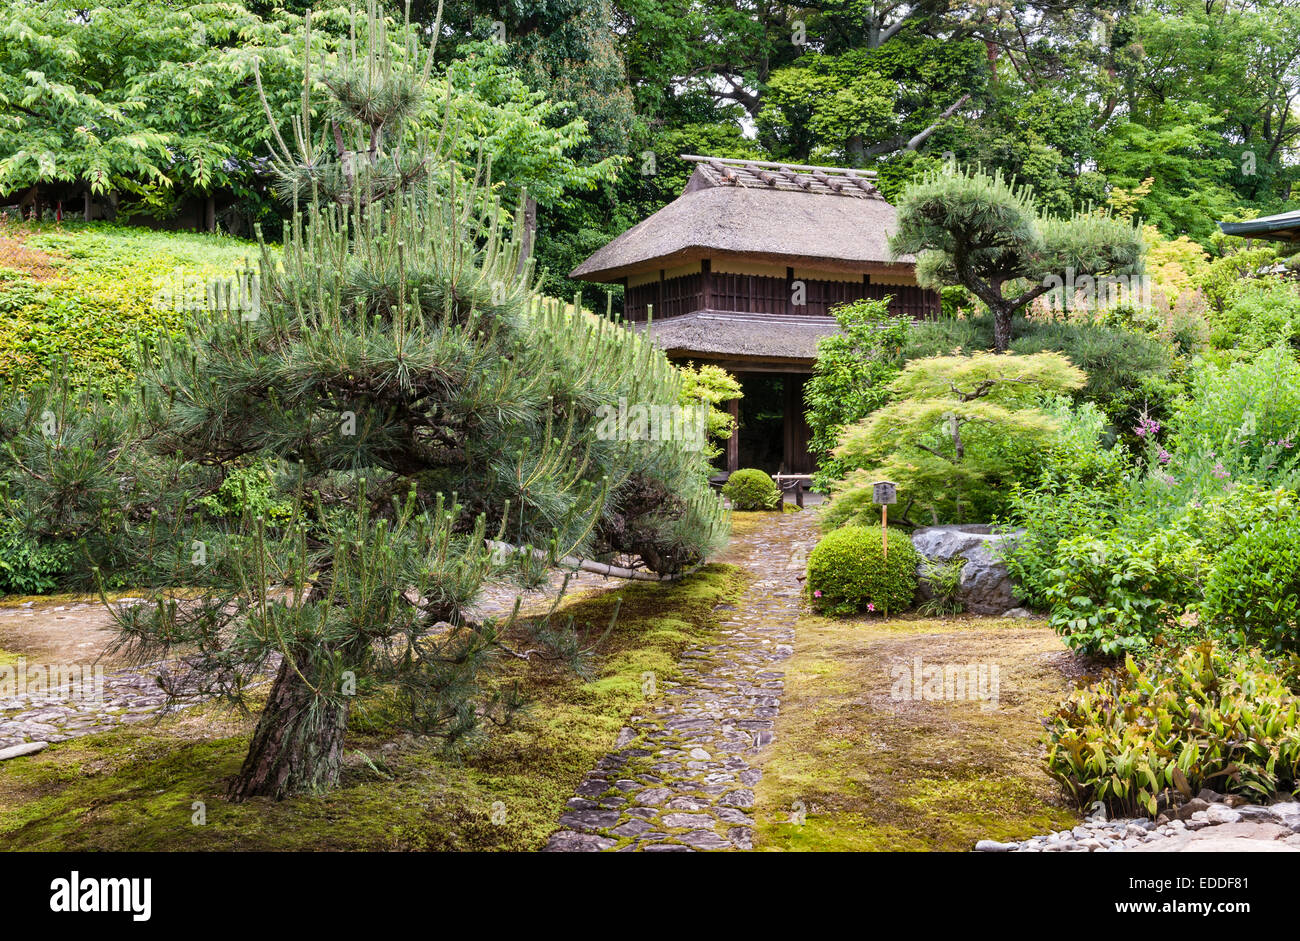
[570,155,940,475]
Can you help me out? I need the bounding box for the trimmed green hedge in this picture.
[807,524,918,616]
[722,468,780,510]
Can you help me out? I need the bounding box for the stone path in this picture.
[0,598,199,754]
[543,511,819,852]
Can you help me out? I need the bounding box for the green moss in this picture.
[0,564,747,851]
[754,613,1079,852]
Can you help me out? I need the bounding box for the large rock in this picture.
[911,524,1024,615]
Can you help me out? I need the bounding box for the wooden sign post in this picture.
[872,481,897,559]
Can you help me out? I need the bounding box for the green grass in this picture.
[753,611,1079,851]
[0,564,747,851]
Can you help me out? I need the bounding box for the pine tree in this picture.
[890,167,1145,352]
[94,2,725,800]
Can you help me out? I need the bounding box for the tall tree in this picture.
[86,4,725,799]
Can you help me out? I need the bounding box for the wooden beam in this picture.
[726,398,740,473]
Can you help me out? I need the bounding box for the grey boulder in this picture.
[911,524,1025,615]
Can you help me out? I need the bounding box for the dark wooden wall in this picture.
[623,267,939,322]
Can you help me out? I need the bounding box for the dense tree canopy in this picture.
[4,0,1300,300]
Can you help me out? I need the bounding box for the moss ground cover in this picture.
[753,612,1080,851]
[0,564,745,850]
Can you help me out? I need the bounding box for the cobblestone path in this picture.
[543,510,819,851]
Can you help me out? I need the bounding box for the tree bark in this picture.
[228,659,349,802]
[516,195,537,275]
[992,305,1013,352]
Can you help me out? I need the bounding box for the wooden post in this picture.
[872,480,897,562]
[726,397,740,473]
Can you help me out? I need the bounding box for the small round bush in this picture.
[806,525,918,616]
[722,468,781,510]
[1202,521,1300,654]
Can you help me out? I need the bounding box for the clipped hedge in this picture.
[1044,642,1300,816]
[806,524,918,616]
[722,467,780,510]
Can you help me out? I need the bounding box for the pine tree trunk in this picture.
[228,660,348,801]
[992,306,1013,352]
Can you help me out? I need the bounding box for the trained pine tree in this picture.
[94,3,725,800]
[889,167,1145,352]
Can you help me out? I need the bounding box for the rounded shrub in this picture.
[722,468,781,510]
[1202,521,1300,654]
[806,524,918,616]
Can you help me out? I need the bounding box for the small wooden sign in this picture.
[872,481,897,505]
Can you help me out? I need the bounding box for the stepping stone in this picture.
[677,829,732,850]
[542,831,616,852]
[0,741,48,761]
[718,789,755,809]
[661,812,715,829]
[558,809,621,832]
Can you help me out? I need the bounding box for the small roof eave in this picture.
[1219,210,1300,242]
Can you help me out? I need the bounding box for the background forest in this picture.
[3,0,1298,306]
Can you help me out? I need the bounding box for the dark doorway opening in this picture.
[736,373,785,473]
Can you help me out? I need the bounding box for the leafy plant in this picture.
[0,518,70,595]
[677,363,742,463]
[1202,520,1300,655]
[1044,642,1300,816]
[1045,530,1203,657]
[196,460,293,524]
[917,555,965,616]
[806,524,918,617]
[805,298,908,491]
[827,351,1086,525]
[722,468,780,511]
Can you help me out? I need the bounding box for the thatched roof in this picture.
[571,155,911,282]
[635,310,840,364]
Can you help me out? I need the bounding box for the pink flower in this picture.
[1134,417,1161,438]
[1213,462,1229,479]
[867,602,876,612]
[1157,448,1171,464]
[813,590,822,598]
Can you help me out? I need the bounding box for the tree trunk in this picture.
[228,660,349,801]
[992,305,1013,352]
[516,195,537,275]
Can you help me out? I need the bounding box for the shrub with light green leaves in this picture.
[1045,530,1202,657]
[1043,485,1300,656]
[722,468,780,511]
[806,524,918,616]
[1202,520,1300,655]
[1044,642,1300,816]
